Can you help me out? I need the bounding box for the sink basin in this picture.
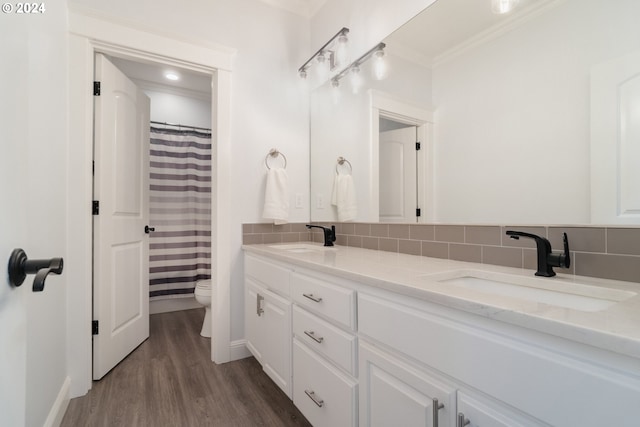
[424,269,636,312]
[268,243,331,253]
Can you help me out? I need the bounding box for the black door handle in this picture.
[8,248,64,292]
[145,225,155,234]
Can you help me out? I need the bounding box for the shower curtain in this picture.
[149,126,212,301]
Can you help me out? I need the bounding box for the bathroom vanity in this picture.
[243,243,640,427]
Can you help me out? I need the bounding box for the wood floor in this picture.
[62,309,311,427]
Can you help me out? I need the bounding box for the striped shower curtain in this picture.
[149,126,212,301]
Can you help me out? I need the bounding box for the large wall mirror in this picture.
[310,0,640,225]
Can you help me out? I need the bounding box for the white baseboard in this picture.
[44,376,70,427]
[150,297,201,314]
[229,339,251,361]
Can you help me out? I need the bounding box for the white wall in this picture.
[145,89,212,130]
[431,0,640,224]
[69,0,310,345]
[0,2,70,426]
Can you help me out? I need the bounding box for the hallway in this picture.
[62,309,310,426]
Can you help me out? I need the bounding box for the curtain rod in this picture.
[150,120,211,132]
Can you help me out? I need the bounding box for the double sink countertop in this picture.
[243,242,640,360]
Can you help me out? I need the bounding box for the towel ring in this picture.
[265,149,287,170]
[336,156,352,175]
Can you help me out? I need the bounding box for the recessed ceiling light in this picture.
[165,72,180,81]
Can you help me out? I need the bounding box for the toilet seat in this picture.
[196,279,211,290]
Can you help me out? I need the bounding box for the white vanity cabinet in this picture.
[243,246,640,427]
[358,292,640,427]
[291,272,358,426]
[244,255,292,398]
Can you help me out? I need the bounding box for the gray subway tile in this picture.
[252,223,274,234]
[435,225,464,243]
[450,244,482,263]
[575,252,640,283]
[361,236,379,250]
[410,225,435,241]
[389,224,410,239]
[422,241,449,259]
[355,223,371,236]
[263,233,282,244]
[347,235,363,248]
[483,246,523,268]
[465,226,501,245]
[607,228,640,256]
[399,239,421,256]
[243,234,263,245]
[371,224,390,238]
[379,238,399,252]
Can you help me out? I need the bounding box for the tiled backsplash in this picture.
[242,222,640,283]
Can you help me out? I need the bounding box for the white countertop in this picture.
[243,242,640,360]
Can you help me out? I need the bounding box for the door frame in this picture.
[67,9,236,397]
[369,90,435,222]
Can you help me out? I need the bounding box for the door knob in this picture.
[144,225,155,234]
[8,248,64,292]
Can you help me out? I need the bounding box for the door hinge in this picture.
[92,161,95,176]
[92,200,99,215]
[416,141,421,150]
[416,208,422,217]
[93,81,101,96]
[92,320,99,335]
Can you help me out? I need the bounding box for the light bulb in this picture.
[350,65,363,94]
[373,48,387,80]
[165,72,180,81]
[491,0,519,14]
[316,51,329,80]
[331,78,341,104]
[336,34,349,68]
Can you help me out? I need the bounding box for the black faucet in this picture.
[506,230,570,277]
[306,224,336,247]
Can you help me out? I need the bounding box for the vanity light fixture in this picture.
[298,27,350,79]
[491,0,519,14]
[330,42,387,90]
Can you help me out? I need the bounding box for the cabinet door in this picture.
[457,390,546,427]
[359,341,456,427]
[245,278,292,398]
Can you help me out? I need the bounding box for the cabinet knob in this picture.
[304,389,324,408]
[302,293,323,303]
[457,412,470,427]
[432,398,444,426]
[256,293,264,316]
[304,330,324,344]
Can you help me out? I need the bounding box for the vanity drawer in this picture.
[245,254,290,297]
[293,305,357,375]
[291,272,355,330]
[293,339,357,427]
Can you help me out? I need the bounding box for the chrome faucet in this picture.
[506,230,570,277]
[306,224,336,247]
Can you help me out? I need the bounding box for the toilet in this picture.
[194,279,212,337]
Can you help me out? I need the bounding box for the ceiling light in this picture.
[298,27,350,80]
[165,72,180,81]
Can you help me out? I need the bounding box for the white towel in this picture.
[262,167,289,225]
[331,174,357,221]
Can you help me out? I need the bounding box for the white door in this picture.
[379,126,418,222]
[93,53,151,379]
[0,18,28,424]
[591,50,640,224]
